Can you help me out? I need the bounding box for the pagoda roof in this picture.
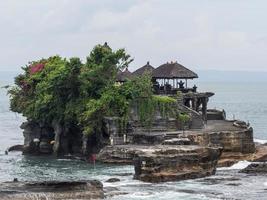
[152,61,198,79]
[132,61,154,76]
[116,68,132,82]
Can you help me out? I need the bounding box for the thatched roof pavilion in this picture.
[152,61,198,94]
[132,61,154,76]
[116,68,132,82]
[152,61,198,79]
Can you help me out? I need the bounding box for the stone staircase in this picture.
[132,118,178,134]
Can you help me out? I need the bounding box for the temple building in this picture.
[151,61,198,94]
[132,61,154,77]
[117,61,214,122]
[116,68,132,84]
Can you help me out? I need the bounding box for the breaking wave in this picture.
[218,160,251,171]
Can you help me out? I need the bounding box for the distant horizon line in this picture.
[1,69,267,73]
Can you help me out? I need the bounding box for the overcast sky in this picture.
[0,0,267,72]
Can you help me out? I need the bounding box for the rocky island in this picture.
[5,43,267,198]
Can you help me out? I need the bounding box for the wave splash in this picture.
[218,160,251,171]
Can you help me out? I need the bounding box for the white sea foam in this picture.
[264,182,267,187]
[254,138,267,144]
[218,160,251,171]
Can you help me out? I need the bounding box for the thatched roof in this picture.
[116,68,132,82]
[132,61,154,76]
[152,62,198,79]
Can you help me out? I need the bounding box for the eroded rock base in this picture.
[97,145,222,182]
[134,145,222,182]
[0,180,104,200]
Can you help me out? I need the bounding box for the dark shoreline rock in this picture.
[106,178,120,183]
[7,145,24,152]
[239,162,267,174]
[0,180,104,200]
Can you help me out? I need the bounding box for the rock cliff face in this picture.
[20,119,110,156]
[19,96,206,157]
[97,145,222,182]
[21,121,54,155]
[188,120,255,154]
[206,128,255,154]
[133,145,222,183]
[185,120,256,167]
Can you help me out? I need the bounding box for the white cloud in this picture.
[0,0,267,72]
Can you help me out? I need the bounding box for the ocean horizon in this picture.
[1,70,267,199]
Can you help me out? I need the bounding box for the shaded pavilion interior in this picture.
[151,61,198,95]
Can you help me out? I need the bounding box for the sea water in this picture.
[0,73,267,199]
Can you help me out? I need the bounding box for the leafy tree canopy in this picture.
[9,43,177,135]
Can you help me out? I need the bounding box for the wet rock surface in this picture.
[0,180,104,200]
[7,145,23,152]
[106,178,120,183]
[239,162,267,174]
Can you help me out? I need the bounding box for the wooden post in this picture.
[192,98,197,111]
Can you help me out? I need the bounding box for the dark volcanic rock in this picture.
[39,138,53,154]
[21,121,41,154]
[0,180,104,200]
[7,145,23,152]
[239,162,267,174]
[106,178,120,183]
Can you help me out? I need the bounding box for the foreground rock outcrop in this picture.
[134,145,222,182]
[97,145,222,182]
[0,180,104,200]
